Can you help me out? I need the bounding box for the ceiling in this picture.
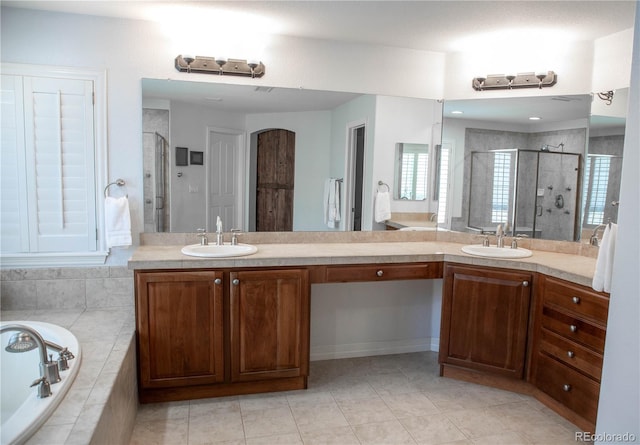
[3,1,636,53]
[8,1,631,125]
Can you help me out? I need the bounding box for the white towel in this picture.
[374,191,391,223]
[592,223,617,293]
[105,196,132,248]
[324,179,341,228]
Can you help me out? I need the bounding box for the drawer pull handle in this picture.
[232,279,240,285]
[567,351,575,358]
[572,296,581,304]
[214,278,222,285]
[522,281,529,287]
[570,324,578,333]
[562,384,572,392]
[376,270,384,277]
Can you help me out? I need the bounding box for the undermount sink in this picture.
[181,243,258,258]
[461,244,533,259]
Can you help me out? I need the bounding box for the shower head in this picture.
[5,331,39,352]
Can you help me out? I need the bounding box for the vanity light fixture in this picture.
[175,55,265,78]
[472,71,557,91]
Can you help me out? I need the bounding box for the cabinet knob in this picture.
[572,296,581,304]
[376,270,384,277]
[570,324,578,333]
[214,278,222,285]
[567,350,575,358]
[522,281,529,287]
[562,384,572,392]
[232,279,240,285]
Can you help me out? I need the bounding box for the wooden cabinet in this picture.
[230,269,309,382]
[323,262,442,283]
[439,264,532,379]
[530,275,609,430]
[135,267,310,403]
[135,271,225,389]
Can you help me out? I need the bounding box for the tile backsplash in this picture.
[0,266,133,311]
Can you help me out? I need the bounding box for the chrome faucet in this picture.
[590,224,607,246]
[197,228,208,245]
[215,216,224,245]
[1,324,63,398]
[496,224,505,248]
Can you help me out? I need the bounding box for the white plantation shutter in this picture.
[0,75,30,252]
[1,74,97,254]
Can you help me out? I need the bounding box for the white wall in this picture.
[596,5,640,443]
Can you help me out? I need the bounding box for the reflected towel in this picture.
[375,191,391,223]
[592,223,617,293]
[324,179,341,228]
[105,196,132,248]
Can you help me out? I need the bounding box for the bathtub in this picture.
[1,321,82,445]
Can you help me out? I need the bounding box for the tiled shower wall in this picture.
[0,266,134,311]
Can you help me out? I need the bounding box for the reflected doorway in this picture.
[347,124,365,231]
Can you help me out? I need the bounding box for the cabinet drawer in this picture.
[541,306,606,352]
[539,328,604,381]
[543,277,609,323]
[535,353,600,424]
[325,262,441,283]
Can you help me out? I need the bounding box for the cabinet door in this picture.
[230,269,310,382]
[440,264,532,378]
[136,271,224,388]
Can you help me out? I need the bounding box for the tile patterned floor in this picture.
[129,352,581,445]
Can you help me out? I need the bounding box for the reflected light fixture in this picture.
[175,55,265,78]
[472,71,556,91]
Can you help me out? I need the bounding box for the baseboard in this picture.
[310,337,439,361]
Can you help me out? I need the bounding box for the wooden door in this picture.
[135,270,225,389]
[208,130,240,232]
[256,129,295,231]
[229,269,310,382]
[439,264,532,378]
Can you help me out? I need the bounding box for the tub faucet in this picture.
[1,324,62,397]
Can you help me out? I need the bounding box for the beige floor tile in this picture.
[129,417,189,445]
[290,401,349,434]
[381,391,440,418]
[330,380,378,402]
[245,432,302,444]
[352,419,417,444]
[338,396,396,426]
[470,431,531,444]
[135,400,191,423]
[239,393,289,413]
[190,397,241,417]
[299,426,360,444]
[241,406,298,439]
[445,407,512,439]
[286,389,335,408]
[189,411,245,444]
[367,373,421,396]
[399,413,467,445]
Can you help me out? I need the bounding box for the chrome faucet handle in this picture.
[30,376,52,398]
[511,237,522,249]
[196,228,208,246]
[230,229,242,246]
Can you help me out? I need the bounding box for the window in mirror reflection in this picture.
[436,144,450,224]
[395,143,429,200]
[583,154,612,225]
[491,151,513,223]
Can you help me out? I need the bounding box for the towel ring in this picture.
[377,180,390,192]
[104,179,127,198]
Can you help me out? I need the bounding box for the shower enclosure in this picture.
[143,132,169,232]
[468,149,581,241]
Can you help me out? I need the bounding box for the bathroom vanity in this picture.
[130,237,608,431]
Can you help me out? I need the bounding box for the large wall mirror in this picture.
[141,79,439,233]
[439,90,627,242]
